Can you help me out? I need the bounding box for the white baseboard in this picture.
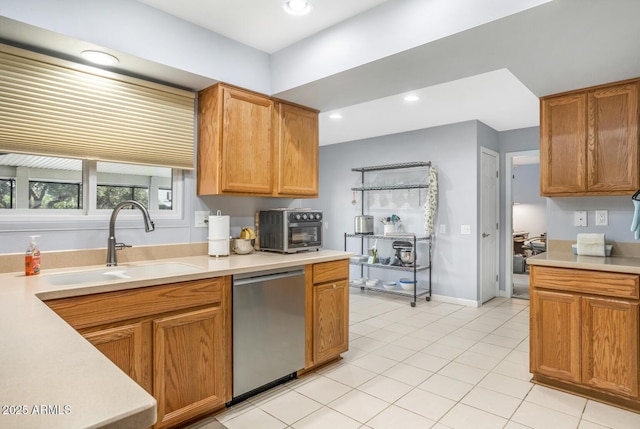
[429,294,480,308]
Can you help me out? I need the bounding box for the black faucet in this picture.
[107,200,155,266]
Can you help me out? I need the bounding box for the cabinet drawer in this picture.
[531,266,639,299]
[46,277,228,330]
[312,259,349,284]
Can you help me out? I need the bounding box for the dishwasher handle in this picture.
[233,268,305,286]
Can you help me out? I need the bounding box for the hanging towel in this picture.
[423,166,438,236]
[576,233,605,256]
[632,200,640,240]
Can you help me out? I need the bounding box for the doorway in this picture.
[480,147,499,304]
[504,150,546,300]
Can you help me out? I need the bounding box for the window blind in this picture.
[0,44,195,169]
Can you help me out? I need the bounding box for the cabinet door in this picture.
[588,82,640,193]
[220,86,274,194]
[83,322,151,394]
[276,103,319,197]
[582,296,639,398]
[530,289,581,383]
[153,306,229,429]
[540,93,587,195]
[313,279,349,364]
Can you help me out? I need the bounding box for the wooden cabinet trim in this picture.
[531,266,639,299]
[312,259,349,284]
[46,277,227,330]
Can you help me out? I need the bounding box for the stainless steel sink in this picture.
[43,262,200,286]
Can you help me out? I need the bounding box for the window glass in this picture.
[29,181,82,209]
[0,154,82,210]
[96,161,172,210]
[0,154,177,215]
[0,178,15,209]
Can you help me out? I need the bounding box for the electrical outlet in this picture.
[595,210,608,226]
[439,224,446,234]
[574,211,587,227]
[461,225,471,235]
[194,211,210,228]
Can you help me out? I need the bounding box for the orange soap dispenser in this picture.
[25,235,41,276]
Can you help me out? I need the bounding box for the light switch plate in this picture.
[461,225,471,235]
[595,210,608,226]
[195,211,210,228]
[574,211,587,227]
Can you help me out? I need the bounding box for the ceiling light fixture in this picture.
[329,113,343,119]
[283,0,313,16]
[81,50,119,66]
[404,95,420,102]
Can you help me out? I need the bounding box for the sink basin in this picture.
[43,262,201,286]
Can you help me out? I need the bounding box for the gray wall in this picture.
[315,121,483,303]
[512,164,546,238]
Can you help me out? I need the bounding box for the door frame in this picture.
[480,147,500,304]
[504,149,539,298]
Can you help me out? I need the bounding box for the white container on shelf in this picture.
[208,210,230,257]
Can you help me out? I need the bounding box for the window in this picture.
[0,178,15,208]
[29,181,82,209]
[0,154,181,218]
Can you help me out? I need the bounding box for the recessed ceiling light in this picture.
[404,95,420,102]
[284,0,313,16]
[329,113,343,119]
[81,50,119,66]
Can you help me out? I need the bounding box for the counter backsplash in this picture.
[0,242,208,274]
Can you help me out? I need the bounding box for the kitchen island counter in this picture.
[527,250,640,274]
[0,249,350,429]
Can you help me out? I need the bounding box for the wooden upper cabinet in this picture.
[198,83,275,196]
[540,92,587,195]
[275,102,319,197]
[540,79,640,196]
[197,83,319,197]
[588,83,639,192]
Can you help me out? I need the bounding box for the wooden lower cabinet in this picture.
[530,289,581,384]
[313,279,349,364]
[530,266,640,410]
[154,306,229,429]
[305,259,350,369]
[582,296,639,398]
[46,277,231,429]
[82,322,152,394]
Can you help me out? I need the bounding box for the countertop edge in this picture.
[527,251,640,274]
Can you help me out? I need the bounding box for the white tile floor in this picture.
[209,289,640,429]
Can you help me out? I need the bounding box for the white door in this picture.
[480,147,499,303]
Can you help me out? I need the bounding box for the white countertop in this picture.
[0,249,351,429]
[527,251,640,274]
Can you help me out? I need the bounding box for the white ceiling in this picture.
[135,0,391,54]
[2,0,640,147]
[133,0,546,145]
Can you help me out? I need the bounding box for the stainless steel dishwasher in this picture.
[232,266,305,402]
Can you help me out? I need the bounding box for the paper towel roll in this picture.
[208,212,230,256]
